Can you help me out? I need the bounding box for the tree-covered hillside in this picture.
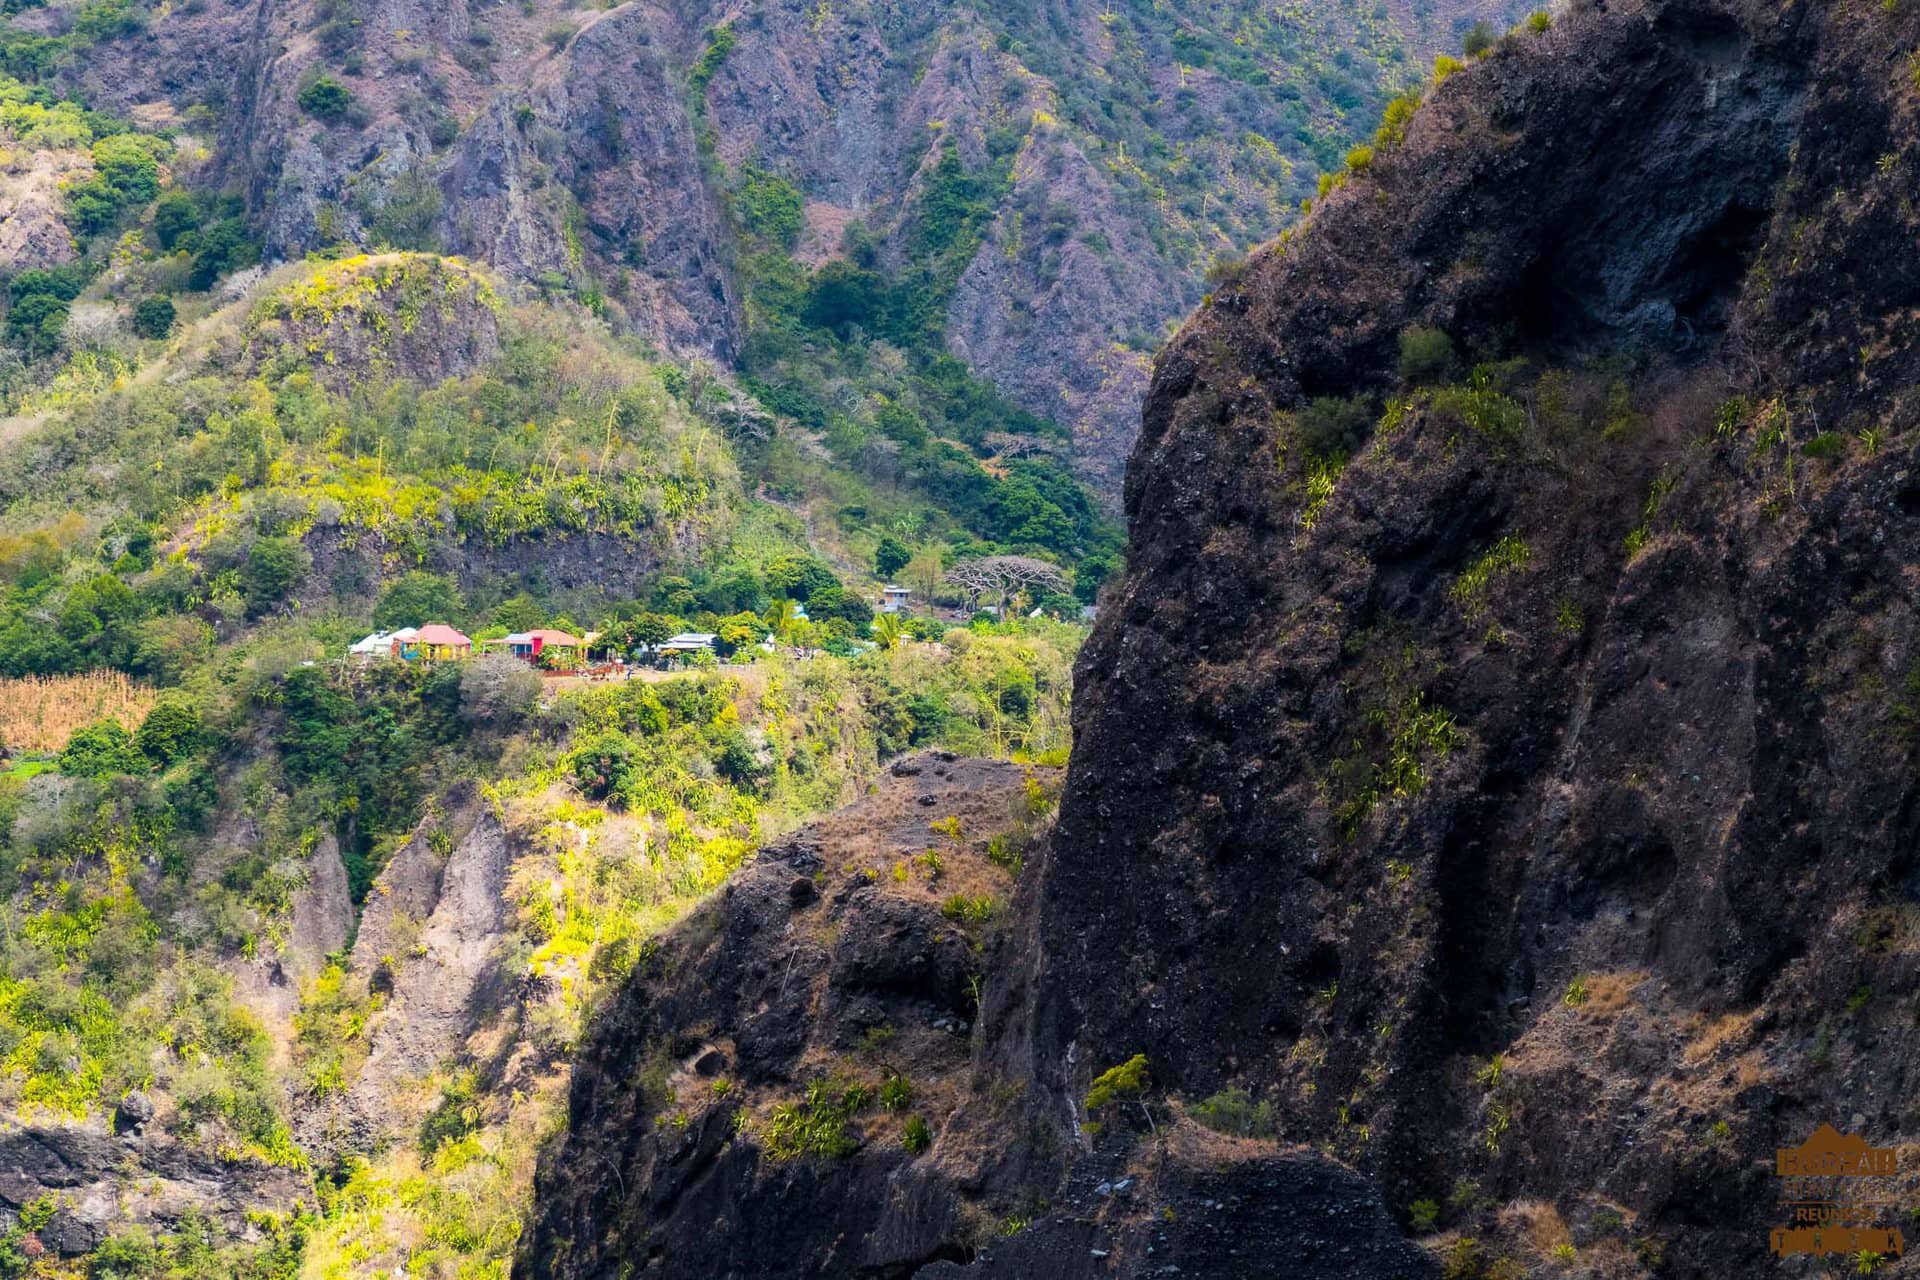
[1,0,1529,497]
[0,143,1095,1272]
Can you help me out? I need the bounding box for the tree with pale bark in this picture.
[943,556,1068,618]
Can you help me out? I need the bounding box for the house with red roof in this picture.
[412,624,473,661]
[349,624,472,662]
[502,630,581,665]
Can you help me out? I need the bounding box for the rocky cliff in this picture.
[295,790,515,1161]
[525,0,1920,1274]
[1027,0,1920,1271]
[29,0,1526,497]
[519,757,1072,1279]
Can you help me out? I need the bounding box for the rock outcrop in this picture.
[1021,0,1920,1273]
[0,148,84,272]
[0,1122,308,1256]
[521,759,1449,1279]
[518,758,1068,1277]
[238,253,503,389]
[229,832,354,1032]
[298,792,514,1159]
[946,126,1178,500]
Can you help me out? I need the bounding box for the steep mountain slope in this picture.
[1028,0,1920,1271]
[0,232,1093,1276]
[9,0,1527,496]
[526,0,1920,1275]
[522,757,1065,1279]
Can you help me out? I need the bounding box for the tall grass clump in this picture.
[0,672,158,753]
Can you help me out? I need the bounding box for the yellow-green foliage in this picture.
[1301,453,1345,531]
[0,970,118,1119]
[1084,1053,1150,1111]
[764,1078,871,1160]
[940,893,995,924]
[902,1113,932,1154]
[1553,596,1584,636]
[1450,533,1531,620]
[9,350,138,417]
[293,963,383,1100]
[1328,647,1462,838]
[2,291,745,578]
[0,872,297,1162]
[879,1071,913,1112]
[1430,381,1528,445]
[1372,695,1458,802]
[304,1083,552,1280]
[1373,92,1422,149]
[0,74,96,149]
[257,254,500,359]
[1623,468,1679,558]
[1375,397,1413,441]
[143,327,732,562]
[516,628,1080,1001]
[0,200,1092,1278]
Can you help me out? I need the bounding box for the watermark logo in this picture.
[1771,1124,1905,1260]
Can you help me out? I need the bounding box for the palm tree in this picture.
[872,612,905,650]
[764,598,800,644]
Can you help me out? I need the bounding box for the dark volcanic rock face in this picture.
[518,758,1051,1279]
[0,1123,308,1256]
[521,758,1440,1278]
[916,1145,1439,1280]
[1020,0,1920,1274]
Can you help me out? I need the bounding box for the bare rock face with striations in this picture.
[299,791,514,1161]
[40,0,1530,499]
[530,7,741,360]
[945,127,1181,500]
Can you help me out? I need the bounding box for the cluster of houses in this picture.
[345,587,922,671]
[347,625,726,670]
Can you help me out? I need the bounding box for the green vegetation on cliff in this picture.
[0,223,1089,1274]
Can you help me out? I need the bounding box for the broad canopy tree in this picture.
[943,555,1068,618]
